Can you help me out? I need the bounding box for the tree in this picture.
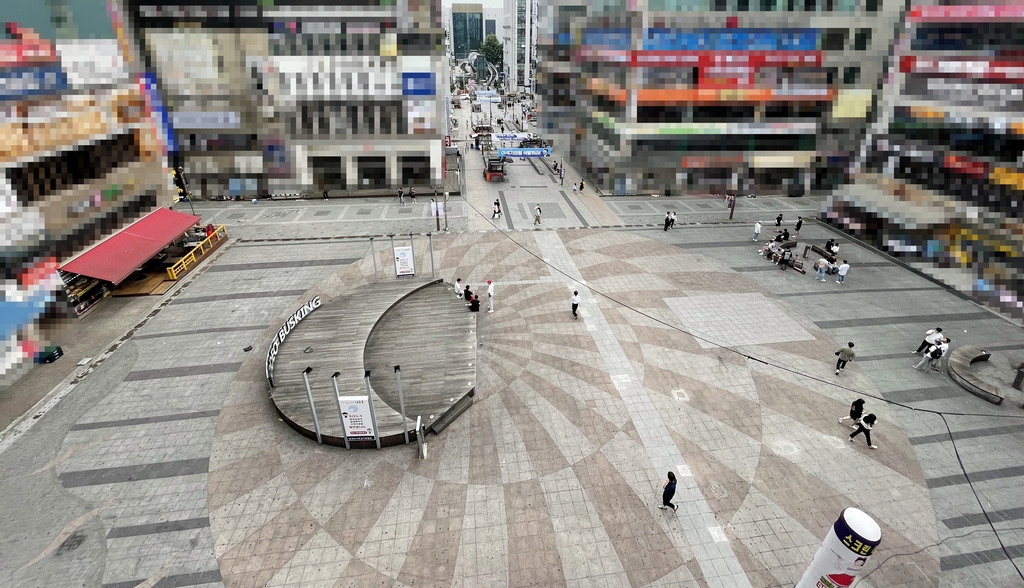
[480,34,503,70]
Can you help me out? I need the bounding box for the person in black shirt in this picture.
[658,471,678,511]
[464,285,473,301]
[468,295,480,312]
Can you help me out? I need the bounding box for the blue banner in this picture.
[140,72,177,152]
[643,29,819,52]
[0,65,68,101]
[403,72,435,96]
[497,148,552,158]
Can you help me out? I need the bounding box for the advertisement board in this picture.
[57,40,129,89]
[0,66,69,102]
[497,148,552,158]
[171,111,241,130]
[394,246,415,277]
[336,396,377,441]
[795,508,880,588]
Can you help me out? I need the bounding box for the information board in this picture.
[496,148,552,158]
[394,245,415,277]
[337,396,377,441]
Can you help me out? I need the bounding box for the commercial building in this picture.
[452,3,484,60]
[828,3,1024,319]
[1,20,174,384]
[536,0,902,195]
[115,0,446,198]
[505,0,536,94]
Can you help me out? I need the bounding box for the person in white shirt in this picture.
[570,291,580,319]
[915,337,950,371]
[454,278,463,299]
[912,327,944,355]
[836,260,850,284]
[753,220,762,241]
[486,279,495,313]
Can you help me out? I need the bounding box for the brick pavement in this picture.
[1,193,1023,587]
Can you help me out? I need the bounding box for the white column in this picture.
[389,153,401,187]
[346,157,358,190]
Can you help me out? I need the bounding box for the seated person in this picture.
[468,295,481,312]
[829,242,839,255]
[773,233,784,243]
[778,249,793,268]
[781,229,790,241]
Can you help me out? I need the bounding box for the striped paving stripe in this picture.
[70,410,220,431]
[910,423,1024,446]
[943,507,1024,530]
[107,517,210,539]
[816,312,994,330]
[172,290,308,305]
[940,543,1024,571]
[926,464,1024,489]
[58,458,210,488]
[101,570,222,588]
[123,363,242,382]
[133,325,269,340]
[205,258,359,272]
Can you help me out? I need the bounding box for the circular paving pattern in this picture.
[206,229,940,587]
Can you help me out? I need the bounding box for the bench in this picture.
[947,345,1002,405]
[803,243,836,263]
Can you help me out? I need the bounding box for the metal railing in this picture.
[166,225,228,280]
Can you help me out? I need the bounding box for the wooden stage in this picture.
[269,279,478,447]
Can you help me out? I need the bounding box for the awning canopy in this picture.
[59,207,201,284]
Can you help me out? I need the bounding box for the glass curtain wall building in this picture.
[828,3,1024,319]
[536,0,903,195]
[115,0,445,198]
[453,4,484,60]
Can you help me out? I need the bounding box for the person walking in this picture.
[492,200,501,219]
[572,182,578,195]
[534,204,542,225]
[814,257,829,281]
[836,260,850,284]
[912,327,944,354]
[486,279,495,313]
[753,220,762,241]
[397,187,405,206]
[669,211,677,228]
[664,212,672,231]
[409,187,417,203]
[849,413,878,449]
[454,278,464,299]
[794,216,803,237]
[914,337,949,371]
[322,189,329,200]
[570,290,580,319]
[835,342,856,375]
[579,179,585,191]
[775,213,783,228]
[839,398,866,429]
[658,471,678,511]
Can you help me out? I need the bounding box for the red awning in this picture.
[59,207,201,284]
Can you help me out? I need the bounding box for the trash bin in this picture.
[34,346,64,364]
[1013,364,1024,390]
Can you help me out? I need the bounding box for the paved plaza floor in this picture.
[2,151,1024,587]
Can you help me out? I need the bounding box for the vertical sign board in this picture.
[394,246,416,277]
[337,397,377,441]
[795,507,881,588]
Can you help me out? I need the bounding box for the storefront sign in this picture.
[900,56,1024,83]
[265,296,322,387]
[394,246,415,277]
[908,4,1024,21]
[171,111,241,130]
[0,65,69,101]
[336,396,377,441]
[56,40,129,89]
[497,148,552,157]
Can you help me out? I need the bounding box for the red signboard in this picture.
[1,23,57,68]
[907,4,1024,22]
[577,49,822,69]
[900,56,1024,83]
[943,155,989,179]
[445,135,451,147]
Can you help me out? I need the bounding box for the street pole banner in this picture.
[337,396,377,441]
[497,148,552,158]
[394,245,416,277]
[796,507,881,588]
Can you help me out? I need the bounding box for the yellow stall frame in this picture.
[166,225,228,280]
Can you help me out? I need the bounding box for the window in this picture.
[820,29,848,51]
[803,0,816,11]
[853,28,871,50]
[865,0,880,12]
[843,66,860,85]
[737,0,750,10]
[760,0,776,9]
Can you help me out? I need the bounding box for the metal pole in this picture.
[443,192,449,231]
[301,367,323,445]
[388,234,396,278]
[729,195,736,220]
[415,415,426,459]
[363,370,381,449]
[428,233,435,278]
[369,237,379,282]
[330,372,350,450]
[395,365,410,444]
[409,233,416,275]
[433,199,440,231]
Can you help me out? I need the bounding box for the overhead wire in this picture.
[460,196,1024,581]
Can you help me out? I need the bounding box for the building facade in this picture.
[536,0,903,195]
[116,0,445,199]
[1,20,173,384]
[453,4,484,60]
[504,0,536,94]
[828,3,1024,319]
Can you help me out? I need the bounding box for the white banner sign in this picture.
[337,396,377,441]
[394,245,415,277]
[493,133,534,141]
[430,201,445,216]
